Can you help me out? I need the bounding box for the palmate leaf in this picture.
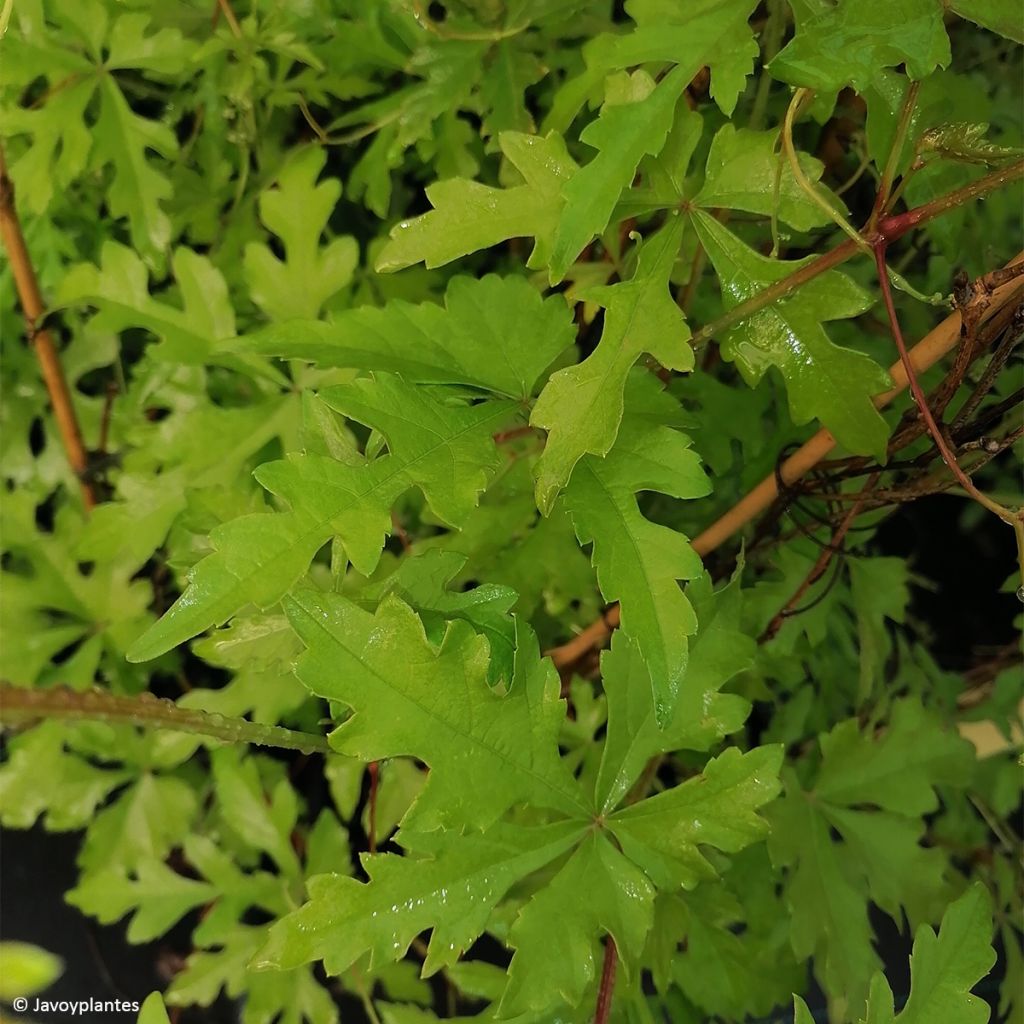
[562,384,709,725]
[692,210,891,458]
[243,148,358,321]
[283,589,586,830]
[770,0,951,94]
[259,737,780,1017]
[376,132,577,273]
[127,377,513,661]
[547,66,687,282]
[531,218,691,512]
[595,572,754,812]
[695,124,840,230]
[860,884,996,1024]
[770,699,976,1016]
[58,242,236,365]
[237,275,574,401]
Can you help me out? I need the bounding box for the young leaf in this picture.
[243,148,358,321]
[376,132,577,273]
[692,210,890,458]
[548,66,687,282]
[531,217,690,512]
[562,389,709,724]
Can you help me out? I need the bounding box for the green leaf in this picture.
[815,698,976,815]
[562,384,709,724]
[211,749,301,879]
[770,700,977,1015]
[861,884,996,1024]
[548,66,686,281]
[501,832,656,1016]
[67,860,216,943]
[238,275,573,400]
[595,572,753,811]
[284,589,587,830]
[0,943,63,1000]
[949,0,1024,42]
[127,378,511,661]
[367,549,518,684]
[0,722,128,831]
[692,210,890,457]
[376,131,577,272]
[531,217,690,512]
[255,820,583,976]
[244,148,358,320]
[58,242,236,365]
[695,124,840,230]
[609,745,783,891]
[138,993,172,1024]
[770,0,951,93]
[584,0,761,117]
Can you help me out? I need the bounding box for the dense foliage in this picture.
[0,1,1022,1022]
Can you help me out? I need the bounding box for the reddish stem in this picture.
[593,936,617,1024]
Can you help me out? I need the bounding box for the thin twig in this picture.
[870,80,920,227]
[0,145,95,509]
[0,684,331,754]
[873,242,1024,579]
[547,254,1024,670]
[593,937,617,1024]
[759,473,880,642]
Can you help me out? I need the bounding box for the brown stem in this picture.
[759,473,880,643]
[877,159,1024,244]
[593,936,617,1024]
[873,242,1024,577]
[0,145,95,509]
[213,0,242,37]
[546,253,1024,670]
[690,159,1024,350]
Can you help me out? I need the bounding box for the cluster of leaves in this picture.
[0,1,1022,1023]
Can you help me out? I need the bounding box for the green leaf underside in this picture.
[692,210,891,457]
